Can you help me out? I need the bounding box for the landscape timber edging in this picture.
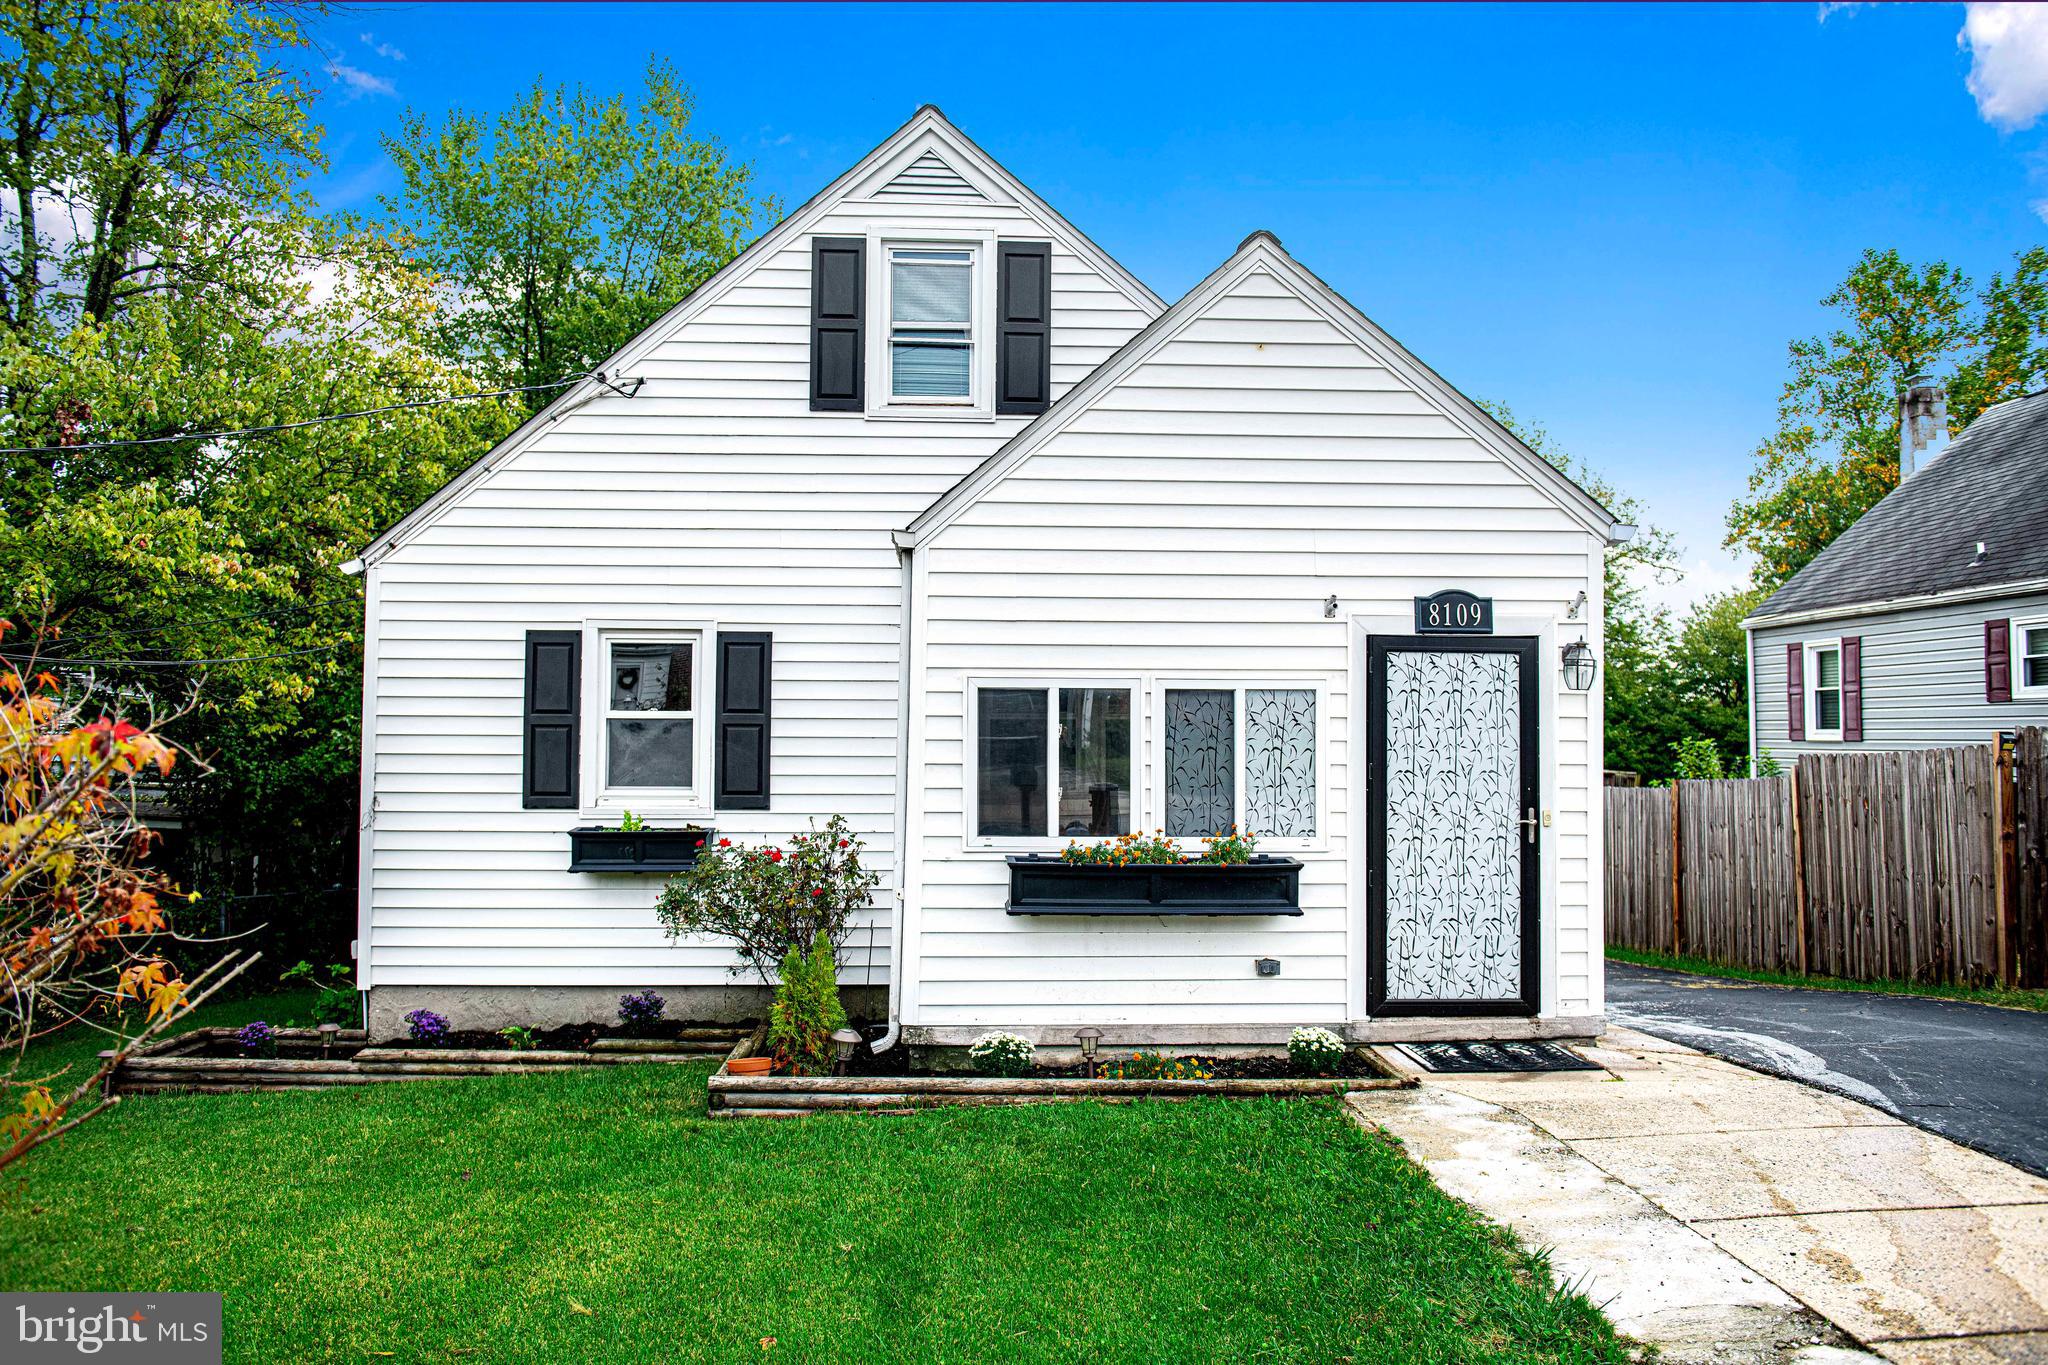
[105,1024,748,1094]
[704,1064,1415,1118]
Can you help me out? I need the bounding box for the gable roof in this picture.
[1747,388,2048,624]
[901,230,1622,545]
[360,105,1163,567]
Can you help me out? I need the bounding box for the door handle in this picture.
[1517,808,1539,845]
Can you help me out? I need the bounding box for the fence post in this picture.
[1669,780,1684,957]
[1995,731,2016,988]
[1789,765,1808,977]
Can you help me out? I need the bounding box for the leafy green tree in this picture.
[0,0,521,961]
[1728,247,2048,588]
[1666,586,1762,774]
[1481,403,1686,780]
[379,59,775,405]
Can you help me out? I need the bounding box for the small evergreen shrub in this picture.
[404,1009,450,1045]
[1289,1025,1347,1075]
[617,989,666,1031]
[497,1026,538,1052]
[968,1031,1035,1077]
[766,931,847,1075]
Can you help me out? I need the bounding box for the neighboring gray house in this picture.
[1746,378,2048,761]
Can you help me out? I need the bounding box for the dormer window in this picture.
[808,232,1049,418]
[889,247,975,402]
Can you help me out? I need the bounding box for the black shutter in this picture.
[810,237,864,411]
[716,632,772,810]
[995,240,1052,415]
[522,630,580,809]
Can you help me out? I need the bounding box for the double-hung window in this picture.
[2017,617,2048,697]
[1806,642,1843,740]
[888,246,975,403]
[597,633,705,805]
[1161,686,1318,842]
[973,684,1133,840]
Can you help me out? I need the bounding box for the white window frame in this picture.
[2014,615,2048,700]
[865,228,997,421]
[964,676,1141,850]
[1151,678,1327,854]
[1805,639,1844,742]
[581,622,715,818]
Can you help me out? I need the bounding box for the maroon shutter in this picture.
[1840,636,1863,742]
[1987,620,2012,703]
[1786,643,1805,741]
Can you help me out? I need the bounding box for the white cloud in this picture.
[326,61,396,100]
[1960,2,2048,131]
[1639,552,1756,619]
[359,32,406,62]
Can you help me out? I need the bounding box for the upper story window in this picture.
[597,633,707,806]
[973,683,1132,841]
[809,232,1048,419]
[2017,617,2048,697]
[1806,641,1842,740]
[888,247,975,403]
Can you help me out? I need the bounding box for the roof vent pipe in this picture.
[1898,374,1949,480]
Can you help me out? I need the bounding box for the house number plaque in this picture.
[1413,590,1493,635]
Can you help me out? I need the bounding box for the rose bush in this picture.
[653,815,879,982]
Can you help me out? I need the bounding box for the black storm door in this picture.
[1367,635,1540,1016]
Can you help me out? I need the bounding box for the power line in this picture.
[0,372,617,456]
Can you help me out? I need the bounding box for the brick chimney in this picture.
[1898,374,1949,479]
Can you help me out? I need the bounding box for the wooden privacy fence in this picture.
[1605,728,2048,988]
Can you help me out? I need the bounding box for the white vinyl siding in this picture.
[904,263,1604,1027]
[359,133,1156,990]
[1750,589,2048,759]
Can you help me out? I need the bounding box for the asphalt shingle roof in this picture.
[1752,387,2048,619]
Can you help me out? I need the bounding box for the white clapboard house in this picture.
[353,107,1627,1047]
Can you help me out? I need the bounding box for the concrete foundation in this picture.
[366,984,885,1041]
[902,1014,1603,1050]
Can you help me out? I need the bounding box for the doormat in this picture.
[1397,1040,1600,1074]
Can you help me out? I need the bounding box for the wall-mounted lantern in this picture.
[1560,640,1598,692]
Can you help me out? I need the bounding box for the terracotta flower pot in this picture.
[726,1056,773,1076]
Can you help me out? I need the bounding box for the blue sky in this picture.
[305,3,2048,614]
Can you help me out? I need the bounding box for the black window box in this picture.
[1005,855,1304,916]
[568,826,713,873]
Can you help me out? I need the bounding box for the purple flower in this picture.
[617,990,666,1029]
[405,1008,450,1044]
[234,1020,276,1053]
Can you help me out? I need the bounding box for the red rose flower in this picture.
[811,887,825,897]
[718,838,731,848]
[767,848,783,863]
[838,839,849,848]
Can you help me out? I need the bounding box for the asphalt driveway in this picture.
[1606,961,2048,1179]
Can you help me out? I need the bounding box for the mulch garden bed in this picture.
[709,1045,1413,1119]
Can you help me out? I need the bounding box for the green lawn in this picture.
[1608,944,2048,1012]
[0,997,1633,1364]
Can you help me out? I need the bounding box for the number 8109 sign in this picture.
[1413,589,1493,635]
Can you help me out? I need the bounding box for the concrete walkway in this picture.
[1346,1027,2048,1364]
